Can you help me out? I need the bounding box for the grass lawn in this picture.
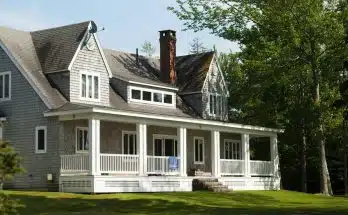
[2,190,348,215]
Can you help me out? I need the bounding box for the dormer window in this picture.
[80,71,100,100]
[129,86,175,107]
[209,93,224,116]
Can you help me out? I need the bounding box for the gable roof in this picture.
[0,26,67,109]
[30,21,90,73]
[104,49,215,92]
[176,51,214,93]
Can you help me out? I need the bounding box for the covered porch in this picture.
[50,109,281,193]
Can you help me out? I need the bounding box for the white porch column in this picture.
[178,127,187,176]
[88,118,100,175]
[137,123,147,176]
[211,130,220,177]
[242,133,250,177]
[270,135,281,190]
[0,126,3,140]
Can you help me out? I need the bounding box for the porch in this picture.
[58,118,280,192]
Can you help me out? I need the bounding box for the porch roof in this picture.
[44,101,283,136]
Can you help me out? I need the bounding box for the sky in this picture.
[0,0,239,56]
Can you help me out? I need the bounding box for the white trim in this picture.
[122,130,137,155]
[201,55,215,93]
[44,107,283,135]
[129,80,179,91]
[193,136,204,164]
[178,91,201,95]
[214,53,230,97]
[0,40,52,109]
[0,71,11,101]
[79,70,100,101]
[76,127,89,153]
[93,32,113,79]
[224,139,242,160]
[35,126,47,154]
[0,117,6,122]
[129,86,176,107]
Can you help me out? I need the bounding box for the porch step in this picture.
[192,178,229,192]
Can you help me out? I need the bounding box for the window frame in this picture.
[224,139,242,160]
[79,71,100,101]
[208,93,224,117]
[194,136,204,164]
[76,127,89,153]
[129,86,175,107]
[152,134,178,157]
[0,71,11,101]
[122,130,137,155]
[35,126,47,154]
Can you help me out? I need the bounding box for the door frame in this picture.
[152,134,178,156]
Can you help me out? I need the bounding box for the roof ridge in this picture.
[177,51,215,58]
[30,20,91,33]
[103,48,159,60]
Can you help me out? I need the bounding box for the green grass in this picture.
[3,190,348,215]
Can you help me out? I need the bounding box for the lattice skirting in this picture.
[59,176,192,193]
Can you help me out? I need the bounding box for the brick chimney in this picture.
[159,30,176,84]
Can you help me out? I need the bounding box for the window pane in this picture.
[134,134,137,155]
[84,130,89,150]
[143,91,151,101]
[37,129,45,150]
[0,75,3,99]
[209,94,213,114]
[123,134,129,154]
[81,74,86,97]
[131,89,141,100]
[4,74,9,98]
[154,139,162,156]
[129,134,135,154]
[194,141,199,162]
[94,76,99,99]
[164,139,174,156]
[164,94,172,104]
[199,142,203,162]
[216,96,221,116]
[88,75,92,98]
[153,92,162,102]
[78,130,83,150]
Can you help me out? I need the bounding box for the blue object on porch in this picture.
[168,156,178,170]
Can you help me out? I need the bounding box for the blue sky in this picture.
[0,0,239,56]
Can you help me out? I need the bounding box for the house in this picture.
[0,21,281,193]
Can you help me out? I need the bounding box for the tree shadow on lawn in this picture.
[7,192,348,215]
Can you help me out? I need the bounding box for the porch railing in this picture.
[60,154,89,174]
[100,154,139,174]
[147,156,180,175]
[250,160,273,176]
[220,159,244,175]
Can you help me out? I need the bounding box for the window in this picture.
[123,131,137,154]
[129,86,175,106]
[224,140,241,160]
[209,93,224,116]
[0,71,11,101]
[76,127,88,152]
[153,135,178,156]
[35,126,47,153]
[80,71,99,100]
[194,137,204,164]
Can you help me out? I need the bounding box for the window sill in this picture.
[76,150,89,154]
[0,98,11,102]
[79,97,100,102]
[194,162,204,165]
[35,150,46,154]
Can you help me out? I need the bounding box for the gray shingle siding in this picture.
[0,46,61,190]
[70,34,110,106]
[47,72,70,100]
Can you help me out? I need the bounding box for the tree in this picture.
[0,140,23,214]
[189,37,207,54]
[169,0,348,195]
[141,41,156,57]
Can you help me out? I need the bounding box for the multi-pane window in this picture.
[130,86,174,106]
[194,137,204,164]
[123,131,137,154]
[153,136,178,156]
[0,72,11,101]
[76,127,88,152]
[80,71,99,100]
[35,126,47,153]
[224,140,241,160]
[209,93,224,116]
